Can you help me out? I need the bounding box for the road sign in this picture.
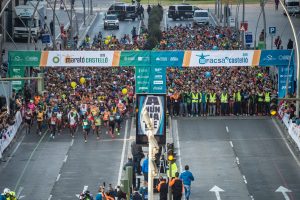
[269,26,276,35]
[41,34,51,44]
[245,32,253,44]
[228,16,235,27]
[240,21,248,32]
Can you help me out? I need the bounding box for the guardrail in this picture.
[0,111,22,159]
[278,102,300,151]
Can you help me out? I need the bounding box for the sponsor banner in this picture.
[136,95,166,145]
[0,111,22,158]
[40,51,120,67]
[120,51,151,66]
[288,120,300,150]
[135,66,166,94]
[259,50,294,66]
[183,50,261,67]
[151,51,184,66]
[8,51,41,67]
[9,66,26,92]
[278,65,294,98]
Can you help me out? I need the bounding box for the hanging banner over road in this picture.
[8,50,294,67]
[136,94,166,145]
[8,51,41,67]
[183,50,261,67]
[40,51,120,67]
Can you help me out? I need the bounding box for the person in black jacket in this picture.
[156,177,168,200]
[287,39,294,49]
[169,172,183,200]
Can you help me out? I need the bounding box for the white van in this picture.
[193,10,209,25]
[284,0,300,15]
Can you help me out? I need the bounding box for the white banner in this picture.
[0,111,22,158]
[288,122,300,150]
[188,50,255,67]
[43,51,117,67]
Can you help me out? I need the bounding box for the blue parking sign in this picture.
[269,27,276,35]
[245,32,253,44]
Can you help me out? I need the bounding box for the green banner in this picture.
[120,51,151,66]
[9,66,25,92]
[8,51,41,67]
[135,66,166,94]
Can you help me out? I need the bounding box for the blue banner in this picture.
[151,51,184,66]
[136,95,166,145]
[278,65,294,98]
[259,50,294,66]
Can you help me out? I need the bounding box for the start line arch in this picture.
[8,49,295,97]
[7,49,295,144]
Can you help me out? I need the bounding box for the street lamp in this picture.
[279,0,300,116]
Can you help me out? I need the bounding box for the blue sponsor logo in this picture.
[196,53,249,65]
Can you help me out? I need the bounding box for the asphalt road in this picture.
[0,119,132,200]
[174,117,300,200]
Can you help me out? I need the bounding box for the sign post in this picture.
[269,26,276,50]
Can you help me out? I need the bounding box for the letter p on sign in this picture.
[269,27,276,35]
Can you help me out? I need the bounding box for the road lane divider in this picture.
[14,129,49,192]
[117,120,129,185]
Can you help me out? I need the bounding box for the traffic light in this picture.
[270,93,278,116]
[167,143,176,163]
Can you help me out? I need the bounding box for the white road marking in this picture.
[56,173,61,182]
[242,175,248,184]
[137,20,142,36]
[70,139,74,146]
[229,141,233,148]
[19,195,25,199]
[16,186,24,198]
[83,185,88,192]
[209,185,224,200]
[226,126,229,133]
[174,120,183,172]
[64,154,68,162]
[48,195,52,200]
[275,186,292,200]
[2,132,27,169]
[272,118,300,168]
[14,129,49,191]
[209,11,218,26]
[117,120,129,185]
[236,157,240,165]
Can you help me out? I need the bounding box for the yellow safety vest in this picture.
[167,162,178,178]
[209,93,216,103]
[265,92,270,102]
[221,93,228,103]
[192,93,199,103]
[235,92,242,102]
[258,93,264,102]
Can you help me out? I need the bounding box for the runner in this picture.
[50,113,58,139]
[36,106,44,135]
[108,111,115,138]
[24,107,33,134]
[103,108,110,128]
[68,108,80,138]
[115,110,122,136]
[56,108,63,134]
[82,115,92,143]
[93,113,102,140]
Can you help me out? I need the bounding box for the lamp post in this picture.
[279,0,300,116]
[142,108,159,200]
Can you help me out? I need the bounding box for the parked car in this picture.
[107,3,137,21]
[168,4,199,20]
[103,14,119,30]
[193,9,209,25]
